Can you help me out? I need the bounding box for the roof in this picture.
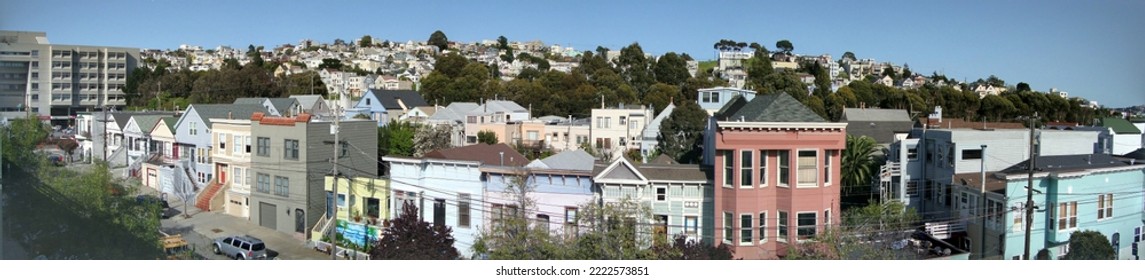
[411,106,437,116]
[162,117,178,132]
[468,100,528,115]
[365,89,428,110]
[110,111,174,130]
[592,160,710,182]
[915,117,1026,130]
[842,108,911,122]
[232,97,265,105]
[424,143,528,167]
[952,172,1008,194]
[290,95,325,108]
[266,98,298,114]
[846,121,914,144]
[1122,148,1145,160]
[648,154,677,165]
[999,153,1128,175]
[537,150,595,171]
[131,115,165,135]
[428,102,478,122]
[715,93,826,123]
[188,104,268,126]
[1097,117,1141,134]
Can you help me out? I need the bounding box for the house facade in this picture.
[640,103,675,162]
[593,158,712,246]
[210,118,255,218]
[697,87,756,115]
[590,105,652,161]
[703,93,846,259]
[248,113,378,240]
[484,150,596,240]
[173,104,267,188]
[952,154,1145,260]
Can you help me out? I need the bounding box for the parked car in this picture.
[212,235,268,260]
[135,195,171,219]
[47,154,66,166]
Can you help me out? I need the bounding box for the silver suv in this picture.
[212,235,268,260]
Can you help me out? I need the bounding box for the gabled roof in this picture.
[411,106,437,116]
[424,143,527,167]
[635,163,709,182]
[266,98,299,114]
[232,97,265,105]
[129,115,164,135]
[428,102,478,122]
[110,111,174,130]
[1097,117,1141,134]
[364,89,428,110]
[842,108,911,122]
[715,93,826,123]
[468,100,528,115]
[290,95,325,108]
[161,117,178,132]
[1121,148,1145,160]
[537,150,595,171]
[648,154,677,165]
[593,157,648,183]
[185,104,268,127]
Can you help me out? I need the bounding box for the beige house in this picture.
[209,117,255,219]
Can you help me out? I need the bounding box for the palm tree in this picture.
[841,134,877,204]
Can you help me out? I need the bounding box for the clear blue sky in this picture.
[3,0,1142,107]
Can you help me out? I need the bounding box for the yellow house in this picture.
[312,176,389,249]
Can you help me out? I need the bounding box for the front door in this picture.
[218,164,228,184]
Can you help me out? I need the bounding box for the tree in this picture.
[745,43,774,89]
[412,124,454,157]
[359,35,373,48]
[979,94,1015,121]
[785,200,920,260]
[775,39,794,54]
[369,202,460,260]
[653,52,690,86]
[1016,82,1031,92]
[1062,230,1115,260]
[378,120,418,157]
[471,170,568,260]
[318,58,343,70]
[57,138,79,161]
[657,101,707,164]
[427,30,449,52]
[497,35,510,50]
[842,51,856,61]
[477,130,499,145]
[841,134,878,205]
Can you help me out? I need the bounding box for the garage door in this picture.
[259,202,277,229]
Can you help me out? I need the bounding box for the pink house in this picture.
[703,93,847,259]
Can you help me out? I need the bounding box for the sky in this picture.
[3,0,1143,107]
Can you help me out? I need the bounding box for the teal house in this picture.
[956,153,1145,260]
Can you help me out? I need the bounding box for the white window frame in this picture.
[233,134,241,154]
[740,213,753,246]
[1057,201,1078,231]
[823,150,832,186]
[778,150,790,187]
[824,208,832,227]
[684,215,698,236]
[796,211,818,242]
[723,212,734,244]
[722,150,734,188]
[739,149,753,188]
[759,211,768,243]
[655,187,666,201]
[777,211,789,243]
[1098,193,1113,220]
[796,149,818,187]
[759,150,768,187]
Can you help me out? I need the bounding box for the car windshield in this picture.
[251,243,265,251]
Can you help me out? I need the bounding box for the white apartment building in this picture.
[590,105,652,160]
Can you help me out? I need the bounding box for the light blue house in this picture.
[173,104,268,188]
[382,143,528,259]
[697,87,756,115]
[350,89,428,126]
[953,153,1145,260]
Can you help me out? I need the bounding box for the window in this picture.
[824,150,833,185]
[906,181,918,196]
[619,116,627,125]
[245,136,252,154]
[797,212,817,240]
[685,216,698,235]
[536,214,550,232]
[604,117,611,128]
[962,149,982,160]
[907,148,918,160]
[257,137,269,156]
[190,122,197,135]
[1058,201,1077,230]
[656,187,666,201]
[740,213,753,245]
[740,150,753,187]
[596,117,603,128]
[233,167,243,186]
[1098,194,1113,219]
[758,212,767,242]
[824,209,832,227]
[778,150,790,186]
[1013,203,1023,232]
[565,207,577,224]
[255,173,270,193]
[797,150,817,185]
[273,176,289,197]
[433,199,446,226]
[723,212,733,243]
[778,211,789,241]
[629,120,639,130]
[283,139,299,160]
[526,131,538,141]
[711,92,719,103]
[457,193,470,228]
[654,215,668,241]
[722,150,734,187]
[759,150,768,186]
[233,135,241,154]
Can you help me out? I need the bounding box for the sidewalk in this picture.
[133,181,333,260]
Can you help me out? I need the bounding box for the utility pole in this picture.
[102,106,110,162]
[1023,112,1038,260]
[330,98,341,260]
[978,145,987,259]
